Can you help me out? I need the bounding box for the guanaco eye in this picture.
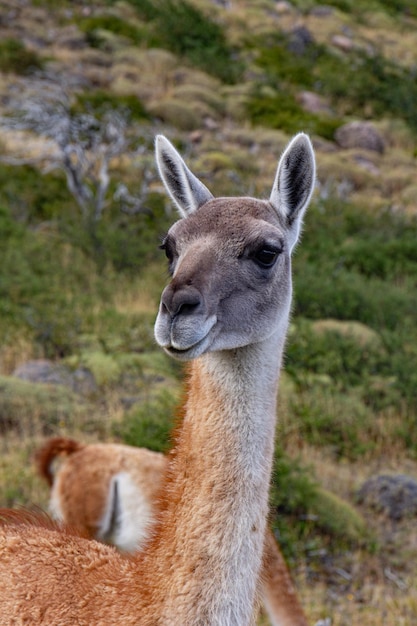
[159,236,176,264]
[253,246,281,268]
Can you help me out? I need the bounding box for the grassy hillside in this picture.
[0,1,416,624]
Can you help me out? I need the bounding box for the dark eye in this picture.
[253,246,281,268]
[159,237,175,264]
[159,237,178,276]
[160,243,172,262]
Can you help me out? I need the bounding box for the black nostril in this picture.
[173,291,201,316]
[176,301,198,316]
[161,286,202,318]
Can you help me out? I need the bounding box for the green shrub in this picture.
[285,320,387,387]
[270,446,318,516]
[250,32,320,89]
[76,351,122,387]
[291,0,417,18]
[127,0,243,83]
[0,375,91,436]
[376,0,417,16]
[390,341,417,413]
[0,39,43,74]
[288,386,377,459]
[0,443,48,509]
[250,29,417,133]
[0,164,73,223]
[116,389,179,452]
[246,89,340,140]
[293,266,415,331]
[288,0,348,11]
[62,189,171,273]
[340,234,417,280]
[0,204,127,357]
[75,91,150,121]
[245,32,342,139]
[316,49,417,131]
[77,15,147,48]
[270,445,369,557]
[292,201,417,331]
[0,149,168,273]
[308,487,368,543]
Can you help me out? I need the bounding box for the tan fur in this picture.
[0,133,315,625]
[36,436,308,625]
[262,527,309,626]
[35,437,166,540]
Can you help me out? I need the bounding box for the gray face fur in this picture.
[154,134,316,361]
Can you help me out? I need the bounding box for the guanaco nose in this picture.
[160,285,203,318]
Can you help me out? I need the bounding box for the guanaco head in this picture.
[154,134,315,361]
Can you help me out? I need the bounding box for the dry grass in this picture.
[300,574,417,626]
[0,335,39,376]
[112,266,162,316]
[279,440,417,626]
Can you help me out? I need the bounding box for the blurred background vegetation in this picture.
[0,0,416,623]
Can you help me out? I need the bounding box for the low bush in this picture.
[288,386,378,459]
[0,39,43,74]
[293,201,417,332]
[0,152,172,273]
[0,443,47,509]
[294,266,415,331]
[270,445,369,558]
[116,389,180,453]
[127,0,243,83]
[77,15,147,48]
[0,165,73,223]
[0,375,92,436]
[286,320,387,388]
[249,28,417,134]
[291,0,417,18]
[246,89,340,140]
[75,91,150,121]
[62,188,171,272]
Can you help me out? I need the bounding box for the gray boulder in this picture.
[357,474,417,520]
[13,359,97,397]
[335,121,385,154]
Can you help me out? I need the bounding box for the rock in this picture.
[335,121,385,154]
[275,1,293,13]
[311,319,382,348]
[287,26,315,55]
[297,91,333,115]
[13,359,73,387]
[310,6,334,17]
[71,367,98,397]
[189,130,203,144]
[353,154,380,176]
[13,359,98,397]
[357,474,417,520]
[331,34,354,52]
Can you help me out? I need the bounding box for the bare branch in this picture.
[0,75,149,225]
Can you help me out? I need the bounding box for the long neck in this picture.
[143,326,287,625]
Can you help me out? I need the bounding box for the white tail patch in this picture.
[49,482,65,522]
[98,472,154,553]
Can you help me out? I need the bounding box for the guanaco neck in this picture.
[143,324,288,626]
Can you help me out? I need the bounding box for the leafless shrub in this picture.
[0,75,154,224]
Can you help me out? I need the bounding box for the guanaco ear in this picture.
[270,133,316,253]
[155,135,213,218]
